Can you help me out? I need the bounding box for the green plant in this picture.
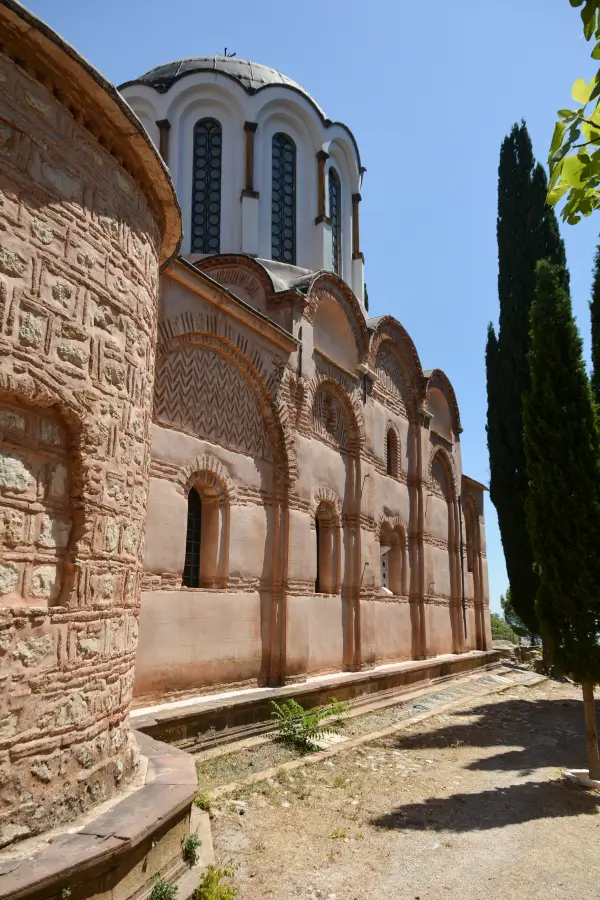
[329,827,348,839]
[332,773,346,788]
[270,697,344,752]
[194,791,212,812]
[487,122,566,643]
[59,890,71,900]
[192,865,238,900]
[328,696,350,723]
[149,879,178,900]
[182,829,202,867]
[524,259,600,778]
[490,613,518,644]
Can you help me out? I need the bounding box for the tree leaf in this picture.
[550,121,566,156]
[573,77,592,103]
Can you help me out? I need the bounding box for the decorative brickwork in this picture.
[0,25,178,848]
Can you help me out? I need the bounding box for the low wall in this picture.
[0,732,211,900]
[135,590,263,698]
[133,649,501,750]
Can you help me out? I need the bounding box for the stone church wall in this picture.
[0,15,178,847]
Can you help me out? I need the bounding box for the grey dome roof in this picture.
[120,56,326,116]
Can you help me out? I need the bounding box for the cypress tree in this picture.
[524,260,600,779]
[590,246,600,403]
[486,122,567,637]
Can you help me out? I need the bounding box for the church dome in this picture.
[121,56,326,116]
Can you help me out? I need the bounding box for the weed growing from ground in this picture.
[181,829,202,866]
[194,791,212,812]
[192,864,238,899]
[329,827,348,839]
[149,878,178,900]
[270,697,350,752]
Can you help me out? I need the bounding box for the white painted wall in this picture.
[120,73,365,304]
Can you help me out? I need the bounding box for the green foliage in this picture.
[194,791,212,813]
[523,259,600,684]
[490,613,518,644]
[500,587,529,639]
[547,1,600,223]
[364,283,369,312]
[591,246,600,402]
[149,879,178,900]
[270,696,348,752]
[487,122,567,639]
[182,829,202,867]
[192,865,238,900]
[59,890,71,900]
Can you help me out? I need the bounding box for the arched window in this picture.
[191,118,222,254]
[328,167,341,275]
[314,501,340,594]
[271,132,296,264]
[386,427,398,477]
[183,487,202,587]
[380,522,406,596]
[182,480,229,588]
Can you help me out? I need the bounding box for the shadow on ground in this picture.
[392,696,597,776]
[371,778,600,832]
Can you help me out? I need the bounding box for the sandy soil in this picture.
[207,678,600,899]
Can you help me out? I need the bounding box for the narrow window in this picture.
[191,118,222,254]
[315,516,321,593]
[329,167,341,275]
[183,488,202,587]
[386,428,398,477]
[272,132,296,263]
[314,502,340,594]
[380,548,389,590]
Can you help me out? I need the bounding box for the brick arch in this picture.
[304,273,369,363]
[428,445,459,499]
[305,371,365,455]
[368,316,425,415]
[311,485,343,523]
[425,368,462,436]
[384,421,401,475]
[176,452,235,503]
[156,318,297,486]
[378,512,408,542]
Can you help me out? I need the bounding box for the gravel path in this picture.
[206,678,600,900]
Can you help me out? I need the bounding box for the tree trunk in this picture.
[582,681,600,780]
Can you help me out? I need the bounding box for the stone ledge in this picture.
[132,650,501,750]
[0,732,202,900]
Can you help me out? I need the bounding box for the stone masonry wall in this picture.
[0,48,164,847]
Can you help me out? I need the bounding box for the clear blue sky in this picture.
[23,0,600,613]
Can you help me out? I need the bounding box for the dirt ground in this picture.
[206,678,600,900]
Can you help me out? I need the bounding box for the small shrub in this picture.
[328,696,350,723]
[59,890,71,900]
[332,773,346,788]
[329,827,348,839]
[194,791,212,812]
[192,864,238,900]
[182,829,202,867]
[149,879,178,900]
[490,613,518,644]
[270,696,347,752]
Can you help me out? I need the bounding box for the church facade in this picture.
[120,58,492,699]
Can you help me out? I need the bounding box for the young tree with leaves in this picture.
[524,260,600,779]
[487,122,567,639]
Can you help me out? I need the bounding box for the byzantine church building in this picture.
[119,56,492,698]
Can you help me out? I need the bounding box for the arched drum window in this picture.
[271,132,296,263]
[191,118,222,254]
[329,167,341,275]
[182,488,202,587]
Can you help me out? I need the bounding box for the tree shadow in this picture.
[371,779,600,833]
[392,695,595,776]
